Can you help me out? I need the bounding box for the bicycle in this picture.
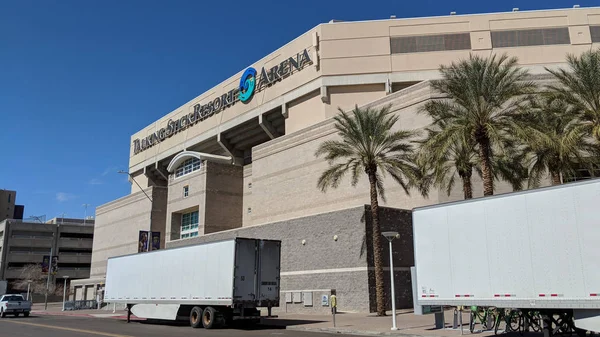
[494,308,521,335]
[521,310,543,334]
[470,306,497,333]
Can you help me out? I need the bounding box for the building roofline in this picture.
[325,6,600,25]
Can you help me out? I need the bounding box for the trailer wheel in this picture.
[189,306,203,328]
[202,307,217,329]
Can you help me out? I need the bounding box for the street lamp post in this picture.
[82,204,90,225]
[44,245,53,310]
[62,276,69,311]
[26,280,32,301]
[382,231,400,331]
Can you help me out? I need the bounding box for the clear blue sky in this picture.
[0,0,595,220]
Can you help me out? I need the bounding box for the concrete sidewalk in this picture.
[263,309,493,337]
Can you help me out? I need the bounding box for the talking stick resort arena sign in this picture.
[133,49,312,155]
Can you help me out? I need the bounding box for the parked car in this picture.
[0,294,31,317]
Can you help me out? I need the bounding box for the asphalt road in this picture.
[0,315,341,337]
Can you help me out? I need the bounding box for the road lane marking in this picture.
[0,320,134,337]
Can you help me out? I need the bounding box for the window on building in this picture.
[7,194,10,203]
[175,158,202,178]
[591,26,600,43]
[180,211,199,239]
[491,27,570,48]
[391,33,471,54]
[183,185,189,198]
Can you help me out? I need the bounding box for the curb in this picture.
[32,311,93,317]
[285,326,443,337]
[31,311,143,320]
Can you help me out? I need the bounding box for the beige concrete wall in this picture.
[204,163,243,234]
[325,84,387,118]
[165,166,207,240]
[242,164,253,227]
[129,172,149,194]
[250,83,439,226]
[285,90,323,134]
[90,187,166,278]
[319,7,600,76]
[165,161,243,239]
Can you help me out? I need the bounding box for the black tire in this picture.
[202,307,217,329]
[23,312,29,318]
[189,306,202,329]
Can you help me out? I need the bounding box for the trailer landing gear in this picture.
[126,304,132,323]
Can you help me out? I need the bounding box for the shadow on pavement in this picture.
[259,318,327,329]
[130,318,326,330]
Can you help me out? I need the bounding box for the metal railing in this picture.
[63,300,97,311]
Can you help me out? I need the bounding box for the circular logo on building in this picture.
[239,67,257,102]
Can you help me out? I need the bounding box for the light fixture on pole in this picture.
[117,170,154,253]
[382,231,400,331]
[62,276,69,311]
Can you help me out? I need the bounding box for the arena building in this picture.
[75,7,600,313]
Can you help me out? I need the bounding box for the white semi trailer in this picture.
[412,179,600,335]
[104,238,281,329]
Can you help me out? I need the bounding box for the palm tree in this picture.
[423,54,536,196]
[546,49,600,143]
[416,123,477,199]
[315,104,420,316]
[416,122,526,200]
[516,96,598,186]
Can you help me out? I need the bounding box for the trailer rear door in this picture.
[258,240,281,304]
[233,238,258,302]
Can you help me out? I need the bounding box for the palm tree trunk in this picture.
[462,176,473,199]
[550,171,562,185]
[367,171,386,316]
[478,138,494,196]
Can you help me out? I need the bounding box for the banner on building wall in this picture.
[151,232,160,251]
[41,255,50,273]
[41,255,59,274]
[138,231,149,253]
[51,256,59,275]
